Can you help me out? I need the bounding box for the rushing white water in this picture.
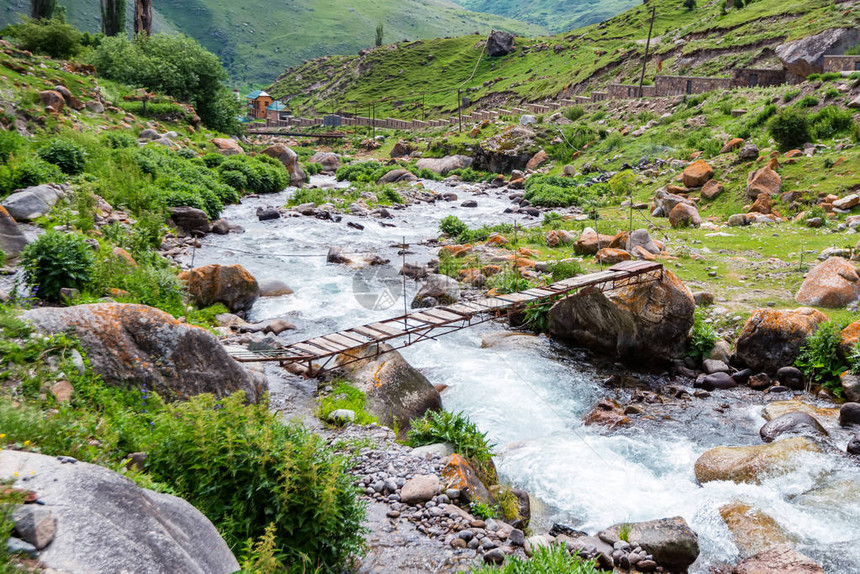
[192,177,860,573]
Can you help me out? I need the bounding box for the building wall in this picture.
[607,84,657,98]
[654,75,732,96]
[731,68,786,88]
[824,56,860,73]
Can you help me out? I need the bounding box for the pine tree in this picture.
[30,0,56,20]
[375,23,384,47]
[101,0,126,37]
[134,0,153,36]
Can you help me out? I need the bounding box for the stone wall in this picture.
[823,55,860,73]
[607,84,657,99]
[654,75,733,96]
[731,68,787,88]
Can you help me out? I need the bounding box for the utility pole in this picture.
[372,102,376,139]
[457,88,462,133]
[638,4,657,98]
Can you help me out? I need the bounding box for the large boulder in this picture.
[573,227,615,255]
[21,303,264,402]
[39,90,65,114]
[759,412,828,443]
[335,343,442,435]
[548,269,695,366]
[169,206,211,237]
[795,257,860,308]
[746,166,782,199]
[669,203,702,228]
[262,143,305,188]
[377,169,418,185]
[734,308,827,373]
[416,155,473,175]
[442,453,492,504]
[761,401,839,423]
[1,184,66,221]
[626,228,660,255]
[0,205,30,257]
[308,151,341,173]
[486,30,515,57]
[653,188,693,216]
[211,138,244,156]
[412,273,460,307]
[776,28,860,78]
[598,516,700,571]
[682,160,714,188]
[179,264,260,315]
[720,502,791,558]
[474,127,539,173]
[733,545,825,574]
[0,450,238,574]
[694,437,823,484]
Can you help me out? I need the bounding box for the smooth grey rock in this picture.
[400,474,439,505]
[702,359,730,374]
[840,403,860,427]
[0,450,238,573]
[12,506,56,550]
[328,409,356,424]
[760,412,828,443]
[1,185,64,222]
[598,516,699,571]
[411,443,455,459]
[0,205,30,257]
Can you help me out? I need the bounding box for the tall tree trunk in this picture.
[30,0,56,20]
[101,0,126,37]
[134,0,153,36]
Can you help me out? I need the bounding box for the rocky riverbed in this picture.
[184,173,860,573]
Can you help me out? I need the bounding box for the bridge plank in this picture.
[350,326,389,340]
[438,303,479,316]
[369,322,407,337]
[410,312,450,325]
[335,331,372,345]
[420,309,463,322]
[324,333,363,349]
[291,342,328,357]
[497,292,538,304]
[308,337,347,352]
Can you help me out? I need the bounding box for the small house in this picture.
[246,90,274,120]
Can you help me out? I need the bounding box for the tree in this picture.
[683,0,696,9]
[101,0,126,37]
[134,0,152,36]
[375,22,383,47]
[30,0,56,20]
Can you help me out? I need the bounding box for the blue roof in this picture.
[267,101,287,111]
[245,90,263,100]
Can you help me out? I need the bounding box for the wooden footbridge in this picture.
[229,261,664,374]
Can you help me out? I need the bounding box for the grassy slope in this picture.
[452,0,640,32]
[0,0,547,87]
[270,0,860,117]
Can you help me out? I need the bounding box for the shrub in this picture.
[21,232,96,301]
[448,167,492,182]
[549,260,582,282]
[439,215,468,238]
[100,131,137,149]
[218,155,288,195]
[794,96,819,108]
[38,139,86,175]
[5,16,82,59]
[522,302,552,333]
[379,187,403,204]
[0,131,24,164]
[470,544,601,574]
[407,410,494,464]
[810,106,854,139]
[824,87,840,100]
[0,156,63,194]
[335,161,389,183]
[748,104,777,128]
[820,72,841,82]
[524,175,609,208]
[303,162,322,176]
[768,108,812,151]
[782,89,800,103]
[563,106,585,122]
[317,381,378,425]
[469,501,497,520]
[795,321,846,395]
[687,311,717,361]
[201,153,225,168]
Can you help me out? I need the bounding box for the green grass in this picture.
[469,544,602,574]
[317,381,378,425]
[453,0,639,32]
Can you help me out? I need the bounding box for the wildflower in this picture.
[0,433,6,440]
[12,472,18,477]
[23,440,30,446]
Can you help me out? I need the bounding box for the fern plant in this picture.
[795,321,846,396]
[687,310,717,361]
[407,410,494,463]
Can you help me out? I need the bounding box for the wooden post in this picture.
[457,88,462,133]
[134,0,153,36]
[638,5,657,98]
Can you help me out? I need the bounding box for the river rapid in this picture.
[190,176,860,573]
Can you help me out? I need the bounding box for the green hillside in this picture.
[452,0,640,32]
[0,0,548,86]
[270,0,859,118]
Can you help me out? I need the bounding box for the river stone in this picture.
[840,373,860,403]
[308,151,341,173]
[735,308,827,373]
[719,502,791,558]
[378,169,417,185]
[694,437,823,484]
[258,278,293,297]
[169,206,211,236]
[776,366,804,390]
[702,359,730,374]
[474,127,538,173]
[759,412,828,443]
[334,343,441,436]
[442,453,492,504]
[415,155,473,175]
[400,474,439,505]
[12,506,56,550]
[626,228,660,255]
[598,517,699,571]
[1,184,65,221]
[412,274,460,307]
[0,205,29,257]
[524,535,552,557]
[179,264,260,314]
[732,544,825,574]
[411,443,455,459]
[21,303,264,403]
[761,400,839,422]
[262,143,305,188]
[699,372,737,390]
[840,403,860,427]
[548,269,694,366]
[0,450,238,574]
[848,434,860,455]
[795,257,860,308]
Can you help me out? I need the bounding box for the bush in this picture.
[100,131,137,149]
[687,311,717,361]
[768,108,812,151]
[21,232,96,301]
[524,175,609,208]
[748,103,777,128]
[218,155,288,195]
[470,544,601,574]
[143,394,366,569]
[0,156,63,194]
[810,106,854,139]
[549,260,582,282]
[317,381,378,425]
[303,162,322,176]
[795,96,819,108]
[379,187,404,204]
[439,215,468,238]
[407,410,494,465]
[563,106,585,122]
[38,139,86,175]
[795,322,846,395]
[5,16,82,59]
[0,131,24,164]
[448,167,492,182]
[335,161,389,183]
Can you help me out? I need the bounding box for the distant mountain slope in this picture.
[452,0,640,32]
[269,0,859,118]
[0,0,548,86]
